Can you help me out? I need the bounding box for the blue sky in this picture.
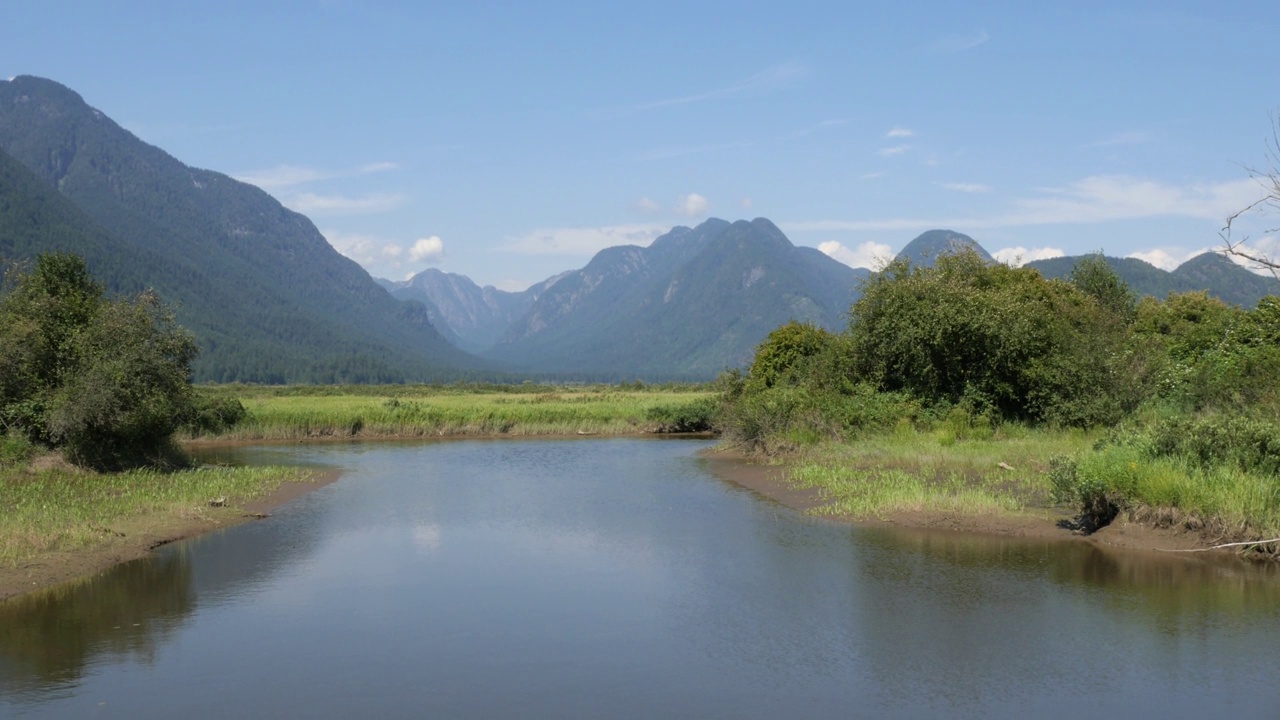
[4,2,1279,289]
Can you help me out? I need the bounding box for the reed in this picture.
[189,386,717,440]
[0,462,308,566]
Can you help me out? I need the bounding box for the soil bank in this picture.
[0,469,339,603]
[701,447,1225,558]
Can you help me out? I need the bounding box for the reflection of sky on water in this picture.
[3,438,1279,719]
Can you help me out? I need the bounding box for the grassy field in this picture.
[190,384,717,440]
[781,423,1095,520]
[0,461,310,567]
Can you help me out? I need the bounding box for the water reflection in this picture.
[0,554,193,702]
[3,439,1278,719]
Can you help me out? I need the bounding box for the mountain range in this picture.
[2,76,1276,383]
[0,75,478,383]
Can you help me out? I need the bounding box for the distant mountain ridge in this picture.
[1025,252,1279,308]
[895,229,994,267]
[482,218,868,379]
[381,269,567,353]
[0,75,484,383]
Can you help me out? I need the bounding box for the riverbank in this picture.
[701,436,1249,559]
[0,458,331,602]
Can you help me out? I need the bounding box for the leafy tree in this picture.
[848,250,1143,425]
[746,321,836,391]
[0,253,197,468]
[1069,252,1136,320]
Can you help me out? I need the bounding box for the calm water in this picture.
[2,438,1279,718]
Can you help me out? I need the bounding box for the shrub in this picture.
[645,397,718,433]
[0,254,197,469]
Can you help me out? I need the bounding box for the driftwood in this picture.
[1155,538,1280,553]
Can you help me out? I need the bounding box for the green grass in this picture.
[0,462,309,566]
[189,385,717,440]
[1074,444,1280,539]
[780,423,1098,519]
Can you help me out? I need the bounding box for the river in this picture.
[2,438,1278,718]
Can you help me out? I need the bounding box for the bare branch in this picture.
[1220,115,1280,279]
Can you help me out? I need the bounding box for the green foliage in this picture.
[1069,252,1136,320]
[849,250,1141,426]
[746,321,836,391]
[1046,454,1127,531]
[0,254,197,468]
[0,432,33,468]
[645,397,719,433]
[1146,415,1280,477]
[1135,292,1280,410]
[185,393,248,436]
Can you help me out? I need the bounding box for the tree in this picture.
[0,253,197,468]
[1222,119,1280,278]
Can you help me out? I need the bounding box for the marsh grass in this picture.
[1073,444,1280,540]
[190,386,717,440]
[0,461,307,566]
[783,424,1097,519]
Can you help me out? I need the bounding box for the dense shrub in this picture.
[645,397,718,433]
[849,251,1144,426]
[1146,415,1280,477]
[0,254,197,468]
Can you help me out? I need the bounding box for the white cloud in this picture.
[409,236,445,263]
[927,30,990,53]
[503,223,669,256]
[322,230,383,265]
[942,182,991,193]
[381,244,404,258]
[1126,247,1212,271]
[679,193,710,217]
[1222,235,1280,275]
[288,192,405,215]
[886,127,915,138]
[636,197,662,214]
[236,161,397,190]
[877,145,911,157]
[992,246,1066,267]
[619,61,807,114]
[741,197,753,210]
[785,175,1263,234]
[819,240,894,270]
[236,165,331,190]
[860,172,885,180]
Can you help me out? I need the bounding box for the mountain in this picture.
[1026,252,1279,308]
[895,229,994,267]
[382,269,566,353]
[483,218,868,380]
[0,75,485,383]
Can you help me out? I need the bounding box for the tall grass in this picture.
[781,422,1097,519]
[188,387,717,440]
[0,463,308,565]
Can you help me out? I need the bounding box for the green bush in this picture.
[1146,414,1280,477]
[0,254,197,469]
[186,394,249,436]
[849,250,1143,426]
[645,397,719,433]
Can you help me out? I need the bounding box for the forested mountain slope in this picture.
[0,76,483,382]
[485,218,867,379]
